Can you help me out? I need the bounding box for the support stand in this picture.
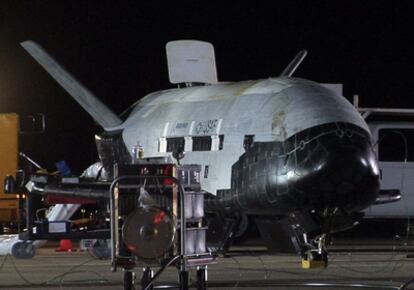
[196,267,207,290]
[179,270,189,290]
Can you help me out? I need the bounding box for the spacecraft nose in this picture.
[228,123,379,215]
[317,141,380,212]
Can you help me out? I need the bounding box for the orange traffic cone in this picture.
[56,239,75,252]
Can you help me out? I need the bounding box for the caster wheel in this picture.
[141,267,153,290]
[196,268,207,290]
[179,271,189,290]
[123,271,135,290]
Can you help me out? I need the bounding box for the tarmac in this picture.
[0,239,414,290]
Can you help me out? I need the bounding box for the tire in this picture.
[196,268,206,290]
[123,271,135,290]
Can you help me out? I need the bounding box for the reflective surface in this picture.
[229,122,380,215]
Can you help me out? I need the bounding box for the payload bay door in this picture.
[367,126,414,218]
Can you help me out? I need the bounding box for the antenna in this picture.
[280,49,308,77]
[166,40,218,85]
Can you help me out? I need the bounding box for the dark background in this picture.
[0,1,413,173]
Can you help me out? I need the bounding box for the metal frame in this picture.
[109,175,187,276]
[359,107,414,119]
[353,94,414,119]
[19,187,110,241]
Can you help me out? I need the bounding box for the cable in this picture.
[229,255,242,289]
[8,254,40,285]
[0,254,8,272]
[256,254,269,280]
[331,251,403,276]
[52,270,108,286]
[399,277,414,290]
[1,254,108,287]
[45,257,100,286]
[35,207,49,221]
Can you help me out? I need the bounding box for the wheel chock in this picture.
[301,259,326,269]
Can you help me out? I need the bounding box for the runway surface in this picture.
[0,240,414,290]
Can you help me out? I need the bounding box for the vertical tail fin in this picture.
[280,49,308,77]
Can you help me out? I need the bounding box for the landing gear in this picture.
[205,212,246,256]
[301,234,328,268]
[123,270,135,290]
[302,248,328,268]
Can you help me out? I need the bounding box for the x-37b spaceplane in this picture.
[20,40,381,267]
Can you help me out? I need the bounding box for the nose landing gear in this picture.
[301,234,328,269]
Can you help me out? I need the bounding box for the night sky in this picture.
[0,1,413,173]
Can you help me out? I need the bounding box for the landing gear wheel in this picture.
[123,270,135,290]
[196,268,207,290]
[141,267,153,290]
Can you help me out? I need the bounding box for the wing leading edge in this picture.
[21,40,122,131]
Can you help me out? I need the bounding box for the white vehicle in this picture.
[358,105,414,219]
